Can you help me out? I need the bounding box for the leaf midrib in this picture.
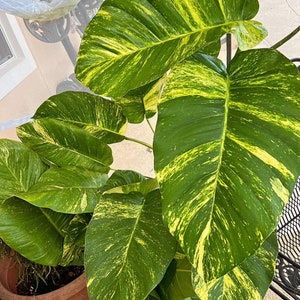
[207,74,230,236]
[28,130,110,168]
[87,20,238,65]
[55,118,125,138]
[40,208,65,238]
[117,198,145,277]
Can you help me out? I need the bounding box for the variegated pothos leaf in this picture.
[102,170,158,196]
[75,0,266,97]
[154,49,300,281]
[158,257,198,300]
[19,166,108,213]
[61,214,91,266]
[18,119,113,173]
[85,189,176,300]
[0,198,73,265]
[30,91,127,144]
[114,75,167,123]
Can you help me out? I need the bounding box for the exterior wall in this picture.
[0,12,81,139]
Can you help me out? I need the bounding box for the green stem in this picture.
[146,117,155,134]
[271,26,300,49]
[124,136,153,149]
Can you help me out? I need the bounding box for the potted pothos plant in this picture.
[0,0,299,299]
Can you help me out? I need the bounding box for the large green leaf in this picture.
[154,49,300,281]
[0,197,73,265]
[19,166,108,214]
[30,91,127,144]
[193,232,278,299]
[0,139,46,201]
[18,119,113,173]
[85,189,176,299]
[75,0,266,97]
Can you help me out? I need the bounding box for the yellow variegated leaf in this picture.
[85,189,176,299]
[154,49,300,282]
[75,0,266,97]
[19,166,108,214]
[31,91,127,144]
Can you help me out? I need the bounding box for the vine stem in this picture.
[146,117,155,134]
[124,117,155,149]
[271,25,300,49]
[124,136,153,149]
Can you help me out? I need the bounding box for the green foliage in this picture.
[154,50,299,282]
[75,0,267,97]
[0,0,299,299]
[85,187,176,299]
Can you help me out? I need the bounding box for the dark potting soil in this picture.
[17,265,84,296]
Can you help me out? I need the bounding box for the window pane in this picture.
[0,27,13,65]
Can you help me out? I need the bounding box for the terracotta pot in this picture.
[0,256,89,300]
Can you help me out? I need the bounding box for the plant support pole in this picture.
[226,33,232,65]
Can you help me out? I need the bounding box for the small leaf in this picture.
[147,290,162,300]
[103,170,158,195]
[114,75,167,123]
[143,75,168,119]
[158,258,198,300]
[19,167,108,213]
[231,20,268,51]
[114,93,145,124]
[61,214,91,266]
[18,119,113,173]
[31,91,127,143]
